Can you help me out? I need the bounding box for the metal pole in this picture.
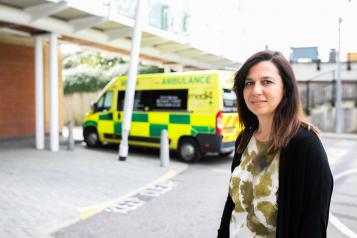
[335,17,342,134]
[355,81,357,107]
[160,129,170,167]
[49,33,59,151]
[305,81,310,115]
[35,36,45,150]
[331,71,335,106]
[67,121,74,151]
[119,0,146,161]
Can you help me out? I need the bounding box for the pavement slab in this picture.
[0,137,187,238]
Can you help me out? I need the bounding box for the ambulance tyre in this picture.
[220,151,233,157]
[178,138,202,163]
[84,127,101,148]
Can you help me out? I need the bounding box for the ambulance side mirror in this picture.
[91,102,98,112]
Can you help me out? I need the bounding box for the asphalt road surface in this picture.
[53,152,232,238]
[54,137,357,238]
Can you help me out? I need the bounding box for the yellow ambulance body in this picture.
[83,70,242,162]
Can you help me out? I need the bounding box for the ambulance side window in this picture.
[117,89,188,111]
[223,89,237,112]
[96,91,113,112]
[117,91,143,111]
[150,89,188,111]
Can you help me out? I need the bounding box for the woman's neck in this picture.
[255,116,273,142]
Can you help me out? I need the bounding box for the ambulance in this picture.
[82,70,242,162]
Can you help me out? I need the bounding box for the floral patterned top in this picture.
[229,136,280,238]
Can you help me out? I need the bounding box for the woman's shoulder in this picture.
[289,124,320,146]
[285,124,328,164]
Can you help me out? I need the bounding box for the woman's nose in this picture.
[252,83,263,95]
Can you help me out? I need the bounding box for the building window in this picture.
[182,12,189,32]
[115,0,136,19]
[160,5,169,30]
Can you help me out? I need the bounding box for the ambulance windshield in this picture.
[223,89,237,113]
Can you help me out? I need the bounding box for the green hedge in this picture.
[62,50,165,94]
[64,72,110,94]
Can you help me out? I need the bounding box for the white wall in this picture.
[292,62,357,81]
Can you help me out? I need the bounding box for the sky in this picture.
[205,0,357,63]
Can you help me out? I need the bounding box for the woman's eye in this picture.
[245,81,254,87]
[263,80,273,85]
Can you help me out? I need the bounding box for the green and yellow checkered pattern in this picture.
[108,112,215,148]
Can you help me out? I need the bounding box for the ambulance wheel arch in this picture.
[83,126,101,147]
[177,136,202,163]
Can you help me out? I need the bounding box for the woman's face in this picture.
[243,61,284,120]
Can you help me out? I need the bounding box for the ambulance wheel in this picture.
[84,127,101,148]
[178,138,202,163]
[220,151,233,157]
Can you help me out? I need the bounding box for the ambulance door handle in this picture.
[117,113,121,120]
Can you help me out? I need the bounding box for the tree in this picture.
[62,49,164,94]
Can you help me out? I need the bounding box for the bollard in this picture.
[160,129,170,167]
[67,120,74,151]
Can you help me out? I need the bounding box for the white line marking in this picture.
[79,169,182,219]
[105,197,146,214]
[329,213,357,238]
[334,168,357,181]
[139,181,177,197]
[330,169,357,237]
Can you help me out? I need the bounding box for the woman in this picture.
[217,51,333,238]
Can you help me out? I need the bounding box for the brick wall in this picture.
[0,42,35,138]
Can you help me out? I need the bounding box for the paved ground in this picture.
[51,133,357,238]
[0,135,187,238]
[322,134,357,238]
[1,129,357,238]
[329,173,357,238]
[53,155,233,238]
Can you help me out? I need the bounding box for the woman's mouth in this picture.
[251,100,267,104]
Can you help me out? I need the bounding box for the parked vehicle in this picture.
[83,70,241,162]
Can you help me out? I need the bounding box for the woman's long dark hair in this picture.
[234,50,315,153]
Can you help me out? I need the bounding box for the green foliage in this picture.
[63,49,164,94]
[64,70,110,94]
[63,50,125,94]
[138,64,164,74]
[63,51,126,70]
[97,55,126,70]
[63,57,79,69]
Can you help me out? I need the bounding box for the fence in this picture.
[63,91,99,126]
[298,70,357,115]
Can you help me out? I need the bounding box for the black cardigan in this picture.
[218,127,333,238]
